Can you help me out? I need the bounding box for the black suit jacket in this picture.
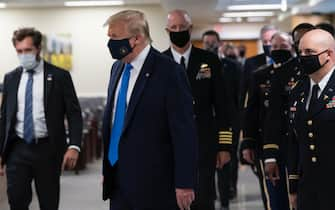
[241,53,267,109]
[163,47,234,158]
[0,61,83,164]
[102,47,198,207]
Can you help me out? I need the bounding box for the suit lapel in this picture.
[8,68,23,123]
[122,48,155,133]
[311,70,335,117]
[106,61,124,126]
[187,47,199,81]
[43,62,54,111]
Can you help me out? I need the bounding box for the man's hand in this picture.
[265,162,280,186]
[0,157,4,176]
[176,188,195,210]
[289,193,297,209]
[216,151,231,169]
[242,148,255,164]
[62,148,79,171]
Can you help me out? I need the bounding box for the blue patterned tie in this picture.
[23,70,35,144]
[109,63,133,166]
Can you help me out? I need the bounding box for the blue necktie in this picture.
[23,70,35,144]
[109,63,133,166]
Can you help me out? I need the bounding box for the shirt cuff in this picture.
[264,158,276,163]
[68,145,81,152]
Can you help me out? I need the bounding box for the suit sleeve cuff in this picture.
[68,145,81,152]
[264,158,277,163]
[263,144,279,159]
[288,174,299,193]
[218,129,233,152]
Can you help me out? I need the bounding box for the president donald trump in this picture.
[102,10,198,210]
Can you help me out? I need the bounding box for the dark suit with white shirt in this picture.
[102,46,198,210]
[0,61,83,210]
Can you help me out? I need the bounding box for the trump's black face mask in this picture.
[107,38,133,60]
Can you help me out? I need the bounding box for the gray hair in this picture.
[260,25,278,37]
[167,9,192,26]
[271,31,293,45]
[104,10,152,43]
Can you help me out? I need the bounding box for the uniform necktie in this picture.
[180,56,186,69]
[109,63,133,166]
[23,69,35,144]
[308,84,320,113]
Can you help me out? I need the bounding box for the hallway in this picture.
[0,160,263,210]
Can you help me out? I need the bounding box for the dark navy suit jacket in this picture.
[102,47,198,208]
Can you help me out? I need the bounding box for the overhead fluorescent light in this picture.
[0,2,6,8]
[247,17,266,22]
[308,0,324,7]
[64,0,124,7]
[222,11,275,17]
[219,17,235,23]
[227,4,282,11]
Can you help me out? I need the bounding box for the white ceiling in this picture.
[1,0,334,25]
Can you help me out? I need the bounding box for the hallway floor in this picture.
[0,160,263,210]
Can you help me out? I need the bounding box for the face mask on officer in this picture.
[204,42,219,54]
[299,49,329,75]
[18,53,39,70]
[107,37,133,60]
[263,45,272,57]
[270,49,292,64]
[169,30,191,48]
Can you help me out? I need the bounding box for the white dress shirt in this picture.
[16,60,48,138]
[112,44,151,123]
[170,44,192,69]
[306,66,335,110]
[16,60,80,151]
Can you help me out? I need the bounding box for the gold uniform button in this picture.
[308,132,314,138]
[310,145,315,150]
[312,157,317,162]
[307,120,313,126]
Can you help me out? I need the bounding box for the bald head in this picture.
[300,29,335,56]
[300,29,335,79]
[166,9,192,32]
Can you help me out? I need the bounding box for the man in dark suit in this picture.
[202,30,242,209]
[102,10,198,210]
[163,10,234,210]
[241,25,278,108]
[0,28,83,210]
[288,29,335,210]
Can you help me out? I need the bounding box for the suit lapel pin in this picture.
[47,74,53,81]
[329,88,333,92]
[145,73,150,78]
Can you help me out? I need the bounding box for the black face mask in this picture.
[169,30,190,48]
[204,43,218,54]
[263,45,272,57]
[299,50,329,75]
[227,55,238,60]
[270,49,292,64]
[107,38,133,60]
[239,50,246,58]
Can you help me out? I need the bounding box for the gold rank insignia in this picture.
[196,63,211,80]
[219,131,232,145]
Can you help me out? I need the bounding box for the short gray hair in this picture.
[271,31,293,45]
[104,10,152,43]
[260,25,278,37]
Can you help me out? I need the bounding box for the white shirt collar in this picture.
[23,59,44,74]
[170,44,192,68]
[130,44,151,72]
[310,65,335,93]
